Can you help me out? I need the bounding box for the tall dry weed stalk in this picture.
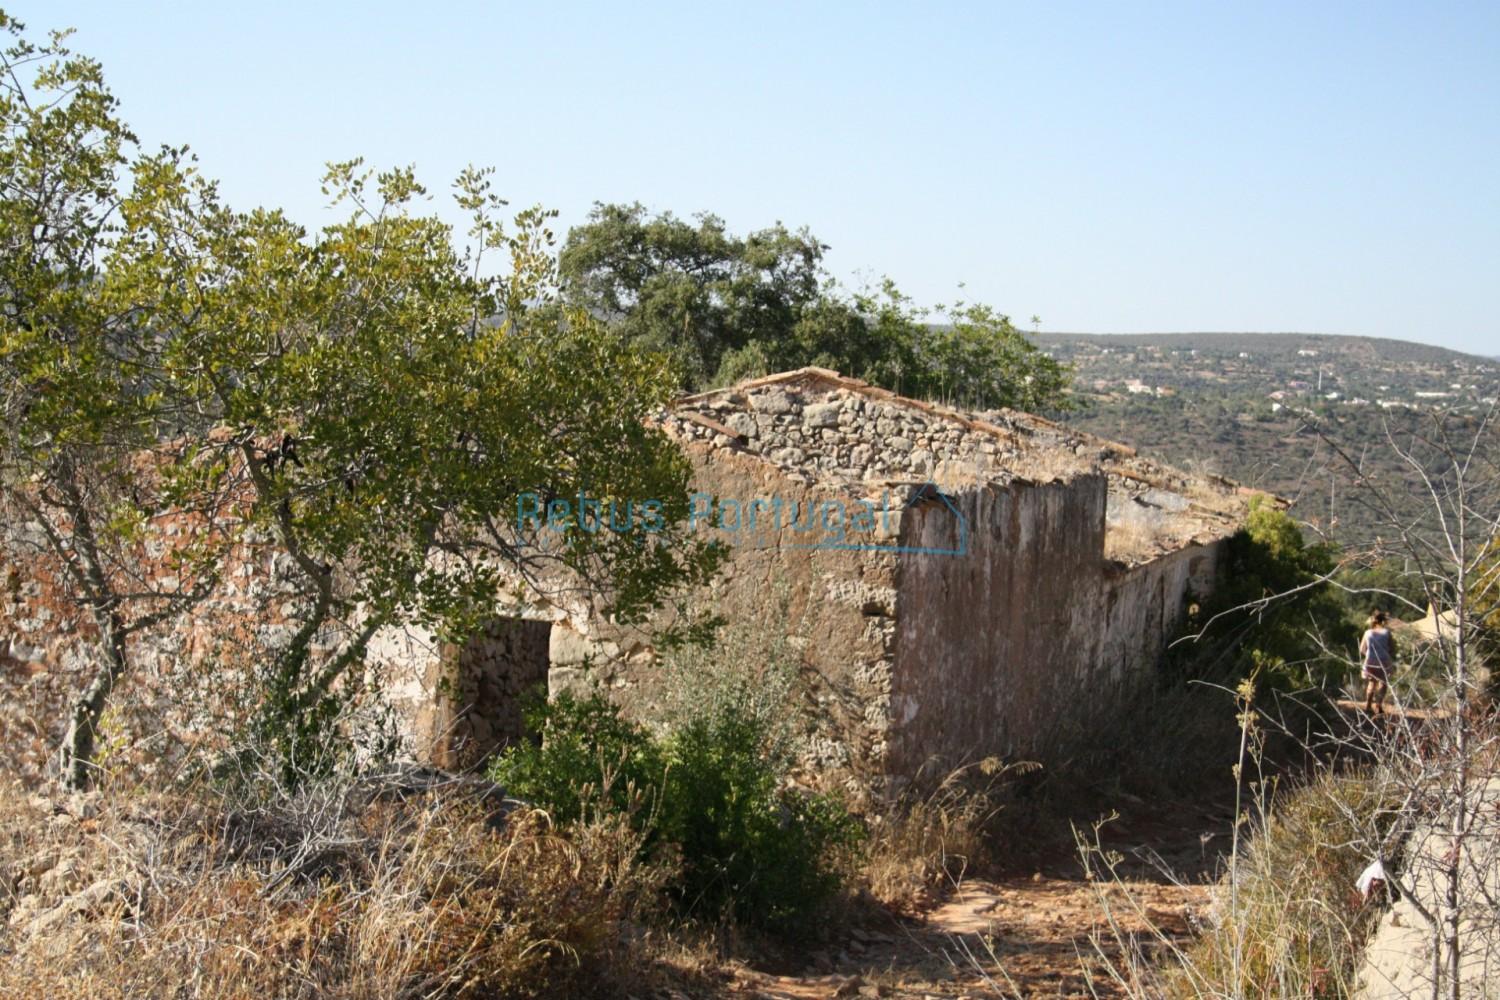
[862,757,1036,913]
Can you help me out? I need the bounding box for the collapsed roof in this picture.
[659,367,1260,564]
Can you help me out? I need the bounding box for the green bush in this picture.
[657,703,862,930]
[1170,496,1358,692]
[490,692,666,829]
[490,692,862,934]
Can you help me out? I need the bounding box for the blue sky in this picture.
[23,2,1500,354]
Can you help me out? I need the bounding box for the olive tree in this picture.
[559,202,1073,410]
[0,14,717,788]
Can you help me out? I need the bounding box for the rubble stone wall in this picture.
[545,440,903,796]
[0,517,317,785]
[663,382,1101,489]
[2,370,1245,794]
[424,617,551,770]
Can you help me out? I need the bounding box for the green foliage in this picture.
[559,202,1072,410]
[0,14,246,786]
[1172,497,1357,691]
[1334,557,1436,622]
[0,14,721,785]
[490,691,862,934]
[921,300,1074,413]
[657,703,862,931]
[0,14,205,552]
[489,692,666,829]
[557,203,824,388]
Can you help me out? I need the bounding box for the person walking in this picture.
[1359,610,1396,715]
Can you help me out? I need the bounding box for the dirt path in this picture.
[721,804,1235,1000]
[1331,698,1451,723]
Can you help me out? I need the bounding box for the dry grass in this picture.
[1064,766,1404,1000]
[0,773,684,999]
[1104,516,1171,563]
[863,676,1246,917]
[860,758,1030,914]
[1009,446,1091,486]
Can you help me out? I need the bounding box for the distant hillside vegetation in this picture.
[1039,332,1497,549]
[1037,332,1486,367]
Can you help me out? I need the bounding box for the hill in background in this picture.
[1039,332,1497,547]
[1038,332,1482,367]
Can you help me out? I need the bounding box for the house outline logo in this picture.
[790,482,968,557]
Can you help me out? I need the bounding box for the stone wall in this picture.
[887,477,1106,777]
[1,368,1250,795]
[650,370,1244,792]
[545,440,904,796]
[0,516,314,785]
[664,381,1089,489]
[422,617,551,770]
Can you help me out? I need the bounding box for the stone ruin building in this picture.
[378,368,1256,794]
[2,367,1257,796]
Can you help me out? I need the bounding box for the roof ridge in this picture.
[677,367,1139,459]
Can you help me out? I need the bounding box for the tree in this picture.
[559,202,1073,411]
[909,298,1073,413]
[558,202,827,387]
[0,16,242,786]
[1171,495,1356,691]
[0,15,718,788]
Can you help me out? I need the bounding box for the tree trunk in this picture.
[58,618,128,790]
[1443,520,1471,1000]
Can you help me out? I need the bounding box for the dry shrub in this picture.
[357,806,670,998]
[1009,446,1090,486]
[1163,770,1399,998]
[1076,768,1402,1000]
[0,773,674,999]
[861,758,1025,913]
[1104,516,1169,563]
[861,678,1240,915]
